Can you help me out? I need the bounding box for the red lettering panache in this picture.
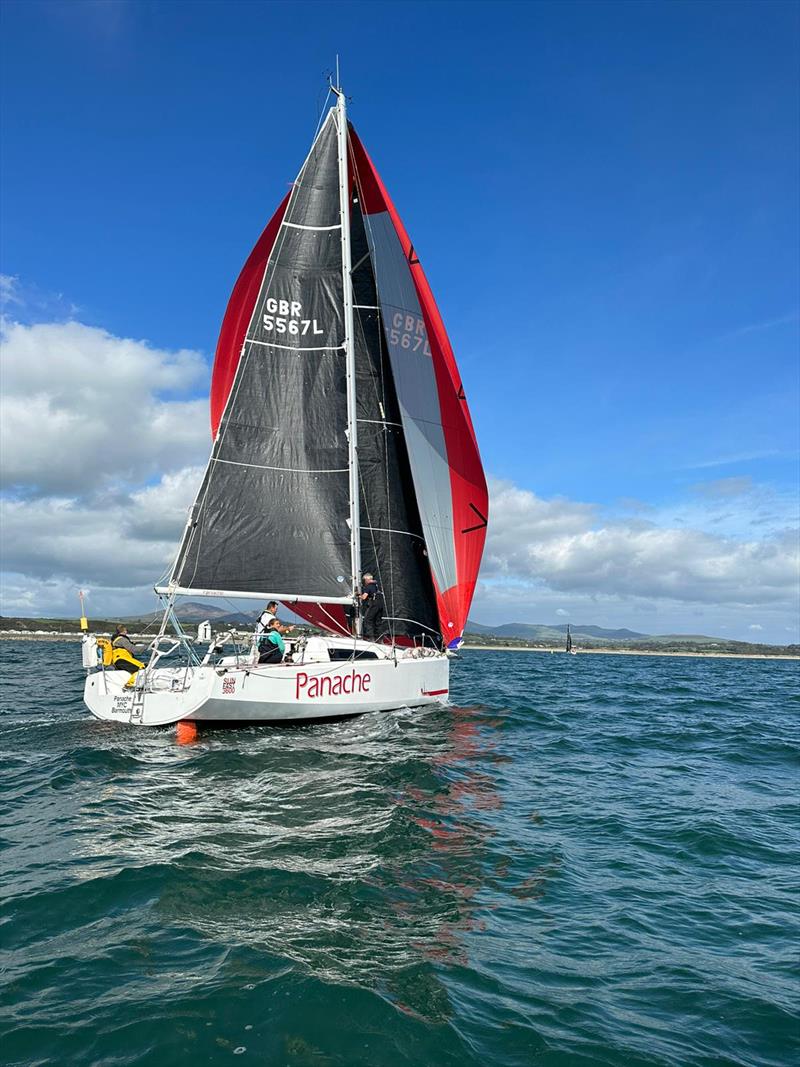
[295,670,372,701]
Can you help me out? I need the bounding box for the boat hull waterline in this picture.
[84,654,449,726]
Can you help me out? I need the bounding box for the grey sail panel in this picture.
[350,187,440,641]
[172,113,351,599]
[360,210,458,603]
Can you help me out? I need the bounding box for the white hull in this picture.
[84,643,449,727]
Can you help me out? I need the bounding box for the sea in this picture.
[1,641,797,1067]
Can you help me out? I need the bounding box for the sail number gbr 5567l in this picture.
[262,297,323,336]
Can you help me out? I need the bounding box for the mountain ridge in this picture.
[465,620,650,640]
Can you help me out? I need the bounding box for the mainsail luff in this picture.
[334,90,362,625]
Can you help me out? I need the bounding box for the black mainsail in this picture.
[170,113,353,603]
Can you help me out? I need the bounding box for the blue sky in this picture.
[1,0,798,641]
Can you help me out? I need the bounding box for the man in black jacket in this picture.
[359,573,384,642]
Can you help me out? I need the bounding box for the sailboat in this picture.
[566,624,577,655]
[81,81,488,726]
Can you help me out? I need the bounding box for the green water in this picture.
[1,642,798,1066]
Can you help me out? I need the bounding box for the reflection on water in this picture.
[63,704,507,1022]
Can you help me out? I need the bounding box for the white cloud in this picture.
[484,477,799,611]
[0,308,797,644]
[749,623,763,632]
[691,476,753,498]
[721,311,799,340]
[683,450,782,470]
[0,318,209,494]
[0,274,22,308]
[0,466,203,592]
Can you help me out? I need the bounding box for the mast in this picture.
[335,82,363,634]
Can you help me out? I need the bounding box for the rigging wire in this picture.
[315,83,334,137]
[349,146,397,638]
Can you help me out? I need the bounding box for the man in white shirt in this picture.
[255,601,279,635]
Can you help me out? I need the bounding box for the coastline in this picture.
[1,632,797,661]
[0,632,159,642]
[463,644,800,661]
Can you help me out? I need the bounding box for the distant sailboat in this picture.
[566,624,577,655]
[81,79,488,726]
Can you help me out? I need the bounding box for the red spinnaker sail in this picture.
[349,129,488,646]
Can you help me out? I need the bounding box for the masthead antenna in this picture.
[329,55,346,99]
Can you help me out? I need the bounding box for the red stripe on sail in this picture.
[349,129,488,642]
[284,602,417,647]
[284,602,350,636]
[210,191,291,437]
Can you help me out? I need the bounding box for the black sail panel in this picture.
[172,113,351,599]
[350,185,440,640]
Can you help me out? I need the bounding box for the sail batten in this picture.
[211,458,349,474]
[245,340,345,352]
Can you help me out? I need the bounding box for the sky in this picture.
[1,0,798,643]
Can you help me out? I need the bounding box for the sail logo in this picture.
[262,297,323,337]
[295,670,371,700]
[388,311,431,356]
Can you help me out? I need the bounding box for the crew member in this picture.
[111,625,144,674]
[359,573,384,641]
[258,619,286,664]
[255,601,279,634]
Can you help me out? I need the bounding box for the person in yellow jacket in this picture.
[111,625,145,674]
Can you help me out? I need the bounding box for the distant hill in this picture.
[123,600,259,628]
[465,620,649,641]
[463,619,797,656]
[552,624,648,640]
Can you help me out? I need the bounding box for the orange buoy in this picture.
[176,720,198,745]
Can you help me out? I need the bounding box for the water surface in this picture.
[1,642,798,1066]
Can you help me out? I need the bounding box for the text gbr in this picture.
[262,297,323,337]
[388,311,432,356]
